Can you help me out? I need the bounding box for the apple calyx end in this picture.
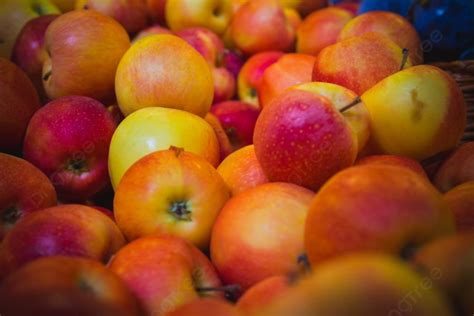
[169,201,192,221]
[65,158,88,175]
[2,206,21,225]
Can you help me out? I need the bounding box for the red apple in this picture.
[0,153,57,241]
[165,298,240,316]
[147,0,167,25]
[221,49,244,79]
[205,113,234,161]
[133,24,173,43]
[434,142,474,193]
[175,27,224,66]
[212,67,236,104]
[23,96,116,201]
[444,181,474,233]
[356,154,428,179]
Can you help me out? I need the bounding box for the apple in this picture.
[338,11,424,65]
[237,51,284,107]
[205,113,234,161]
[23,96,116,201]
[333,1,359,15]
[114,148,230,249]
[412,233,474,316]
[0,58,41,154]
[165,298,240,316]
[313,32,412,95]
[166,0,233,35]
[109,235,223,316]
[304,164,455,266]
[230,0,295,55]
[0,153,57,241]
[75,0,149,35]
[115,34,213,117]
[133,24,173,42]
[210,182,314,292]
[109,107,220,189]
[220,49,245,79]
[253,89,357,191]
[211,101,260,151]
[147,0,167,25]
[257,254,454,316]
[42,10,130,103]
[0,204,125,278]
[434,142,474,193]
[444,181,474,233]
[0,0,60,59]
[175,27,224,66]
[0,256,144,316]
[11,14,58,101]
[356,155,428,179]
[279,0,326,16]
[361,65,466,161]
[217,145,269,196]
[258,53,316,108]
[212,67,236,104]
[296,7,353,56]
[284,8,302,32]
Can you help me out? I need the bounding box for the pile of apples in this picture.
[0,0,473,315]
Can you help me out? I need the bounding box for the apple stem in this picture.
[196,284,241,294]
[297,253,311,272]
[43,70,52,82]
[169,146,184,157]
[339,96,362,113]
[399,48,410,71]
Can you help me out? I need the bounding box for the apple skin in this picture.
[11,14,58,101]
[166,0,233,35]
[50,0,75,12]
[221,49,245,79]
[0,153,57,241]
[356,155,428,179]
[210,182,314,292]
[0,204,125,278]
[257,254,454,316]
[339,11,423,65]
[253,89,357,191]
[258,53,316,108]
[236,275,290,315]
[109,235,223,316]
[114,148,230,249]
[361,65,466,161]
[133,24,173,42]
[205,112,234,161]
[412,233,474,316]
[304,165,455,266]
[0,58,41,154]
[237,51,284,107]
[217,145,269,196]
[444,181,474,233]
[334,2,359,15]
[0,256,145,316]
[42,10,130,103]
[296,7,353,56]
[434,142,474,193]
[108,107,220,189]
[313,32,412,95]
[75,0,149,35]
[147,0,167,25]
[230,0,295,55]
[175,27,224,66]
[211,101,260,151]
[212,67,236,104]
[165,298,240,316]
[115,34,213,117]
[23,96,117,201]
[280,0,326,16]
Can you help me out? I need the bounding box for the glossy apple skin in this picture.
[205,113,234,161]
[108,107,220,189]
[165,298,240,316]
[413,233,474,316]
[115,149,230,249]
[230,0,295,55]
[339,11,423,65]
[212,67,236,104]
[211,182,314,292]
[313,32,412,95]
[361,65,466,161]
[296,7,353,56]
[43,10,130,103]
[0,204,125,278]
[75,0,149,35]
[217,145,269,196]
[11,14,58,101]
[291,82,370,153]
[444,182,474,233]
[115,34,213,117]
[0,153,57,241]
[237,51,284,107]
[434,142,474,193]
[257,254,454,316]
[147,0,167,25]
[356,155,427,179]
[109,235,222,316]
[0,58,41,154]
[304,165,455,266]
[254,89,357,191]
[133,25,172,43]
[166,0,233,35]
[0,256,145,316]
[236,275,290,315]
[258,53,315,108]
[175,27,224,66]
[23,96,116,201]
[211,101,260,151]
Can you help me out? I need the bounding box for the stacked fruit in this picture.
[0,0,473,315]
